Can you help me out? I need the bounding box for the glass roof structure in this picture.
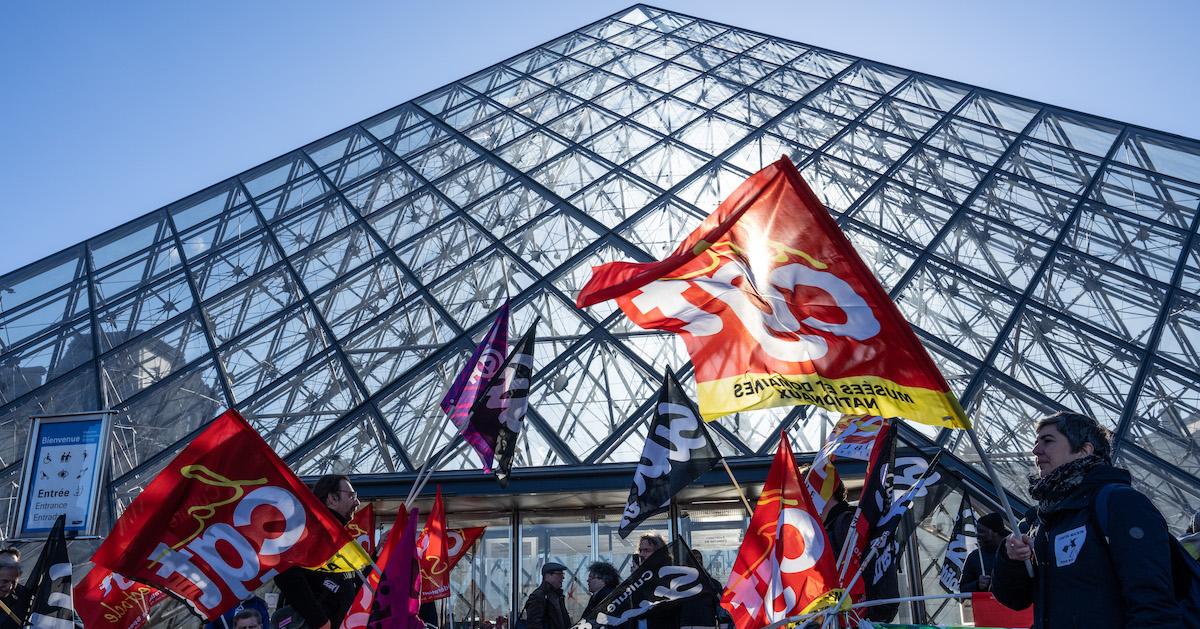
[2,4,1199,538]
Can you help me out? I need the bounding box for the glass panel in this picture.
[463,182,557,236]
[896,260,1018,360]
[503,209,600,275]
[429,249,537,328]
[891,148,989,204]
[1064,202,1186,283]
[531,150,611,198]
[531,340,658,460]
[848,175,960,251]
[311,256,413,340]
[1114,447,1200,534]
[823,125,912,172]
[839,63,908,93]
[518,514,596,622]
[189,232,283,300]
[342,164,424,217]
[1156,292,1200,374]
[292,409,402,475]
[1113,131,1200,185]
[363,106,429,146]
[933,212,1052,291]
[342,295,457,393]
[626,141,708,190]
[957,93,1039,132]
[892,77,968,111]
[1033,249,1166,343]
[100,313,210,403]
[239,350,362,454]
[367,189,456,248]
[570,172,658,228]
[218,304,331,403]
[676,114,754,156]
[724,132,811,174]
[790,50,854,78]
[201,265,302,345]
[95,271,194,353]
[1126,361,1200,480]
[1002,140,1100,194]
[399,216,494,285]
[444,516,513,626]
[970,174,1077,238]
[994,305,1138,426]
[1030,111,1121,157]
[0,251,89,350]
[929,118,1017,166]
[0,317,92,404]
[585,122,661,166]
[767,107,846,149]
[0,366,95,468]
[546,105,620,143]
[800,155,878,215]
[1090,162,1200,230]
[620,201,702,258]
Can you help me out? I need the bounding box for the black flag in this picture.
[26,514,74,629]
[475,319,537,487]
[573,538,714,629]
[618,370,720,539]
[864,448,945,592]
[938,495,979,593]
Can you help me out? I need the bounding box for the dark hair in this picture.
[587,561,619,587]
[0,547,19,561]
[978,512,1009,536]
[312,474,350,502]
[233,608,262,625]
[1036,412,1112,463]
[831,478,847,503]
[638,533,666,551]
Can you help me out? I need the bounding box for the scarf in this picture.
[1028,454,1104,512]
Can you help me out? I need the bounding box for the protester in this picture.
[678,549,722,629]
[959,512,1007,592]
[522,561,570,629]
[822,480,854,558]
[206,596,271,629]
[583,561,620,619]
[233,608,265,629]
[993,411,1180,627]
[634,534,679,629]
[0,560,25,629]
[274,474,364,629]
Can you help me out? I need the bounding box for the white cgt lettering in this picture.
[188,524,259,600]
[233,486,306,557]
[631,259,880,363]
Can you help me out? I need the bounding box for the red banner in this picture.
[721,432,840,628]
[74,566,166,629]
[805,415,887,518]
[417,526,486,601]
[418,486,450,600]
[576,156,969,429]
[90,409,370,620]
[349,503,377,557]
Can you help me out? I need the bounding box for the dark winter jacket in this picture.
[523,581,571,629]
[583,583,616,620]
[991,464,1179,628]
[274,511,363,628]
[958,544,1000,593]
[676,573,723,628]
[823,500,855,558]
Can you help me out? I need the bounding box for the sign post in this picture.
[13,411,115,539]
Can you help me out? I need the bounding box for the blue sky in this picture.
[1,0,1196,275]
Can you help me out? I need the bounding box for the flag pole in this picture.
[963,425,1034,577]
[820,545,878,629]
[719,458,754,516]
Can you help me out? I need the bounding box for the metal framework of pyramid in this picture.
[2,4,1199,543]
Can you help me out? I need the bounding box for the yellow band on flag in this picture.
[697,372,970,429]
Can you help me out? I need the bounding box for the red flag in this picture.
[90,409,370,620]
[721,432,840,628]
[418,526,486,601]
[73,566,166,629]
[576,156,969,429]
[418,486,451,600]
[349,503,377,557]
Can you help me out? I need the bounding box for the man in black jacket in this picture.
[274,474,364,629]
[523,562,571,629]
[959,512,1007,593]
[992,412,1179,627]
[582,561,619,620]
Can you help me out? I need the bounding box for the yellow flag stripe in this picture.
[697,372,970,429]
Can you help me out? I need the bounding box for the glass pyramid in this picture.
[2,4,1199,539]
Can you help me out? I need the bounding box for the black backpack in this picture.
[1094,483,1200,628]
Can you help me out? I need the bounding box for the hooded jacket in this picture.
[991,464,1179,627]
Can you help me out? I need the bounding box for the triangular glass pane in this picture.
[239,350,362,453]
[342,295,457,393]
[292,410,403,475]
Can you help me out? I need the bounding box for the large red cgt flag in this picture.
[73,566,166,629]
[722,432,840,628]
[90,409,370,620]
[576,156,969,429]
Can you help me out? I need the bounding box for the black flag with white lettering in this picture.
[618,369,721,539]
[476,319,537,487]
[938,495,979,593]
[862,449,951,610]
[573,537,714,629]
[27,514,75,629]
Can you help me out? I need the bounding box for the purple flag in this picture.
[468,319,537,479]
[367,507,423,629]
[441,304,509,462]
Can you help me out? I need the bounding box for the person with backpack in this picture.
[992,411,1181,627]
